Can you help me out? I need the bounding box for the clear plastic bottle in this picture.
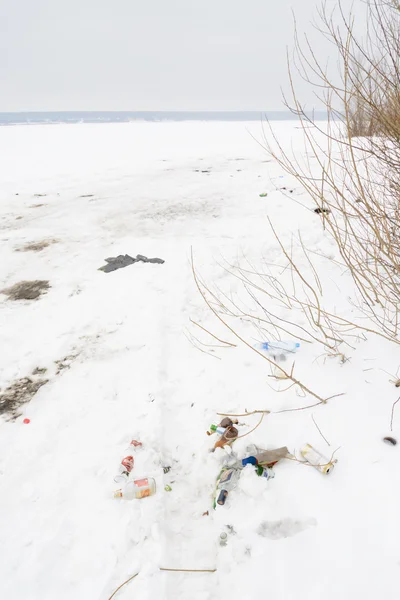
[260,341,300,354]
[258,341,300,379]
[256,465,275,479]
[216,468,241,505]
[246,444,260,456]
[114,455,135,484]
[114,477,156,500]
[223,455,257,470]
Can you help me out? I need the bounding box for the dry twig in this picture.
[390,396,400,431]
[311,413,331,446]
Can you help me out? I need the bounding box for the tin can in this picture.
[114,455,134,483]
[300,443,335,474]
[121,456,134,472]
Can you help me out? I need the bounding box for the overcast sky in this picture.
[0,0,360,112]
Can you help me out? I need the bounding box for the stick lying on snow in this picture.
[108,568,216,599]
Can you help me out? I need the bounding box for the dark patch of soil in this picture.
[1,280,50,300]
[16,239,57,252]
[0,377,48,419]
[32,367,48,375]
[55,354,78,374]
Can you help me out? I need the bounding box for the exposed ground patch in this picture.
[16,239,57,252]
[0,377,48,419]
[1,280,50,300]
[55,354,79,374]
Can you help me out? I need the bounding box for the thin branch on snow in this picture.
[390,396,400,431]
[311,413,331,446]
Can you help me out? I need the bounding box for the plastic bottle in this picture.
[114,455,135,484]
[216,468,241,505]
[114,477,156,500]
[209,424,227,436]
[246,444,260,456]
[219,532,228,546]
[258,341,300,379]
[261,341,300,354]
[224,455,258,469]
[256,465,275,479]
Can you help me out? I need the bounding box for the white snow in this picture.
[0,121,399,600]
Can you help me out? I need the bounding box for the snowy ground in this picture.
[0,121,399,600]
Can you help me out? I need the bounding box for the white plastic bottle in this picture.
[114,477,156,500]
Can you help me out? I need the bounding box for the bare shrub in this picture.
[262,0,400,341]
[191,1,400,406]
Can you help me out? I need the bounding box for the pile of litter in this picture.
[206,415,335,509]
[108,409,336,597]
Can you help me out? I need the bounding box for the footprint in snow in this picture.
[257,517,316,540]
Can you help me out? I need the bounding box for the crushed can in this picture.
[114,455,134,483]
[301,443,335,474]
[129,440,142,448]
[121,456,134,471]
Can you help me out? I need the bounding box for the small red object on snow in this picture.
[121,456,134,472]
[23,418,30,424]
[130,440,142,447]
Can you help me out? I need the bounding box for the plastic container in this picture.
[114,467,130,484]
[114,455,134,483]
[258,341,300,379]
[256,465,275,479]
[216,468,241,506]
[261,341,300,354]
[210,424,227,436]
[246,444,260,456]
[114,477,156,500]
[226,456,257,469]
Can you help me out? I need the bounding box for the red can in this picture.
[121,456,134,472]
